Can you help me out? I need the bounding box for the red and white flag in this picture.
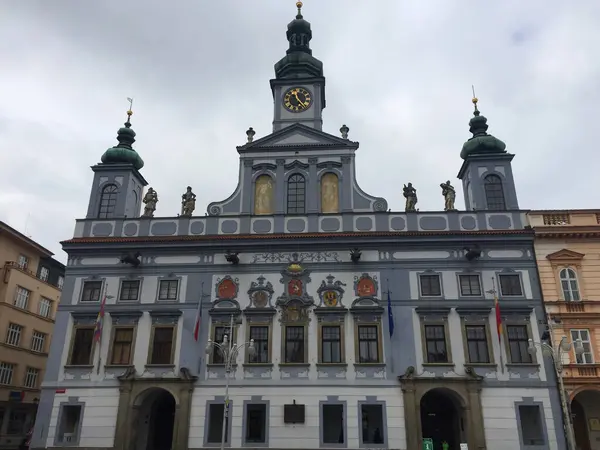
[193,300,202,342]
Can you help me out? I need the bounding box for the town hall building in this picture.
[32,3,568,450]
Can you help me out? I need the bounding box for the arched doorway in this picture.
[135,388,176,450]
[420,388,464,450]
[571,389,600,450]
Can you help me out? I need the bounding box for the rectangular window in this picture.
[207,403,228,444]
[158,280,178,301]
[284,326,305,363]
[56,404,82,444]
[39,298,52,318]
[24,367,39,388]
[570,329,594,364]
[119,280,140,302]
[68,327,95,366]
[321,325,342,363]
[17,255,28,270]
[39,266,49,282]
[244,403,267,444]
[518,405,545,445]
[249,326,269,363]
[499,274,523,296]
[31,331,47,353]
[424,324,448,363]
[0,362,14,385]
[420,274,442,296]
[80,281,102,302]
[465,325,490,363]
[322,404,345,444]
[506,325,533,363]
[211,326,227,364]
[358,325,380,363]
[6,323,22,347]
[361,404,385,445]
[110,327,135,365]
[7,408,27,435]
[14,286,30,309]
[149,326,174,365]
[58,276,64,290]
[459,274,482,296]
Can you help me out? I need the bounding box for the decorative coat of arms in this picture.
[212,275,241,310]
[247,275,275,309]
[276,253,314,307]
[316,275,347,308]
[351,273,381,309]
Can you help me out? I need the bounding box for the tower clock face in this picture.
[283,87,312,113]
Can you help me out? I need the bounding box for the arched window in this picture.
[98,184,118,218]
[287,174,306,214]
[484,174,506,210]
[320,173,339,213]
[254,175,274,215]
[559,268,580,301]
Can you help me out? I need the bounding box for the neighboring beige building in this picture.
[529,210,600,450]
[0,221,64,448]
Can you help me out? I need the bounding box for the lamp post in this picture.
[527,335,584,450]
[205,315,255,450]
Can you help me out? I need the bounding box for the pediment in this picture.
[237,123,358,152]
[546,249,585,261]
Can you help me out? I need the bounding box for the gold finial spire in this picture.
[126,97,134,122]
[296,1,303,15]
[471,85,479,113]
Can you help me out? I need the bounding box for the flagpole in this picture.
[386,280,395,374]
[492,277,505,374]
[96,283,107,374]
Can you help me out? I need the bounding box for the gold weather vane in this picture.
[126,97,134,121]
[471,85,479,112]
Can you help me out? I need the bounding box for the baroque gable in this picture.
[237,123,358,153]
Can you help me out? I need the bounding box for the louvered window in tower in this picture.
[98,184,118,218]
[484,175,506,210]
[287,174,306,214]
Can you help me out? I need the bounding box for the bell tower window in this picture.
[98,184,118,218]
[287,174,306,214]
[484,174,506,210]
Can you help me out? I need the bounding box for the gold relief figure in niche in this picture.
[254,175,274,215]
[321,173,339,213]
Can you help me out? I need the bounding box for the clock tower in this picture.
[270,2,326,132]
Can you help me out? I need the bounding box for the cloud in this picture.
[1,0,599,262]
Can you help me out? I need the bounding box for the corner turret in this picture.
[85,102,148,219]
[457,96,519,211]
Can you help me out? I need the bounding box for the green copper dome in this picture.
[100,121,144,170]
[460,109,506,160]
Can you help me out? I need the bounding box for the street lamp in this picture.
[205,318,255,450]
[528,335,584,450]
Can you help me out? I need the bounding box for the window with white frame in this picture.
[17,255,28,270]
[30,331,47,353]
[560,268,580,301]
[23,368,39,388]
[13,287,30,310]
[6,324,22,347]
[38,298,52,318]
[0,363,14,385]
[58,276,64,290]
[570,329,593,364]
[39,267,49,282]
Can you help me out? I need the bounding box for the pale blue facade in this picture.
[31,5,566,450]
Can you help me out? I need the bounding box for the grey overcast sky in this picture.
[1,0,599,262]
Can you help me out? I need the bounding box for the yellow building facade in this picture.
[529,210,600,450]
[0,222,64,449]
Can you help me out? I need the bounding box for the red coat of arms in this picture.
[217,278,237,299]
[288,279,303,296]
[357,277,376,297]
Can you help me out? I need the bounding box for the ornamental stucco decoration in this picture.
[316,274,347,308]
